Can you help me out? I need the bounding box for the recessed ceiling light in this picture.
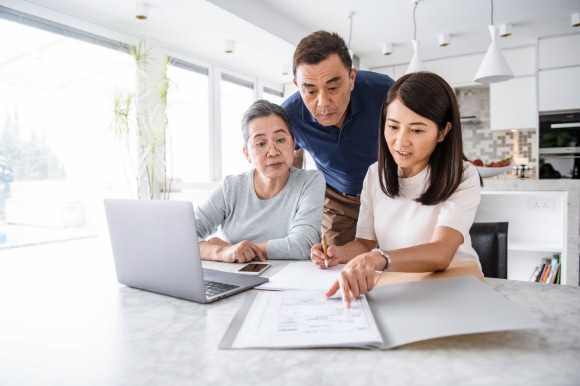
[136,2,148,20]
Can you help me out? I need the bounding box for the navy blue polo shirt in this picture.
[281,70,394,195]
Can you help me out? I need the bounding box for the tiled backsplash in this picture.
[456,87,536,165]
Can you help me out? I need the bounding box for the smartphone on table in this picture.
[237,262,271,275]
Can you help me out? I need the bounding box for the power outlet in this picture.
[528,197,555,210]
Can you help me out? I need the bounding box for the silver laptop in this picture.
[104,198,268,303]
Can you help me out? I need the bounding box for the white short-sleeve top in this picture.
[356,161,482,263]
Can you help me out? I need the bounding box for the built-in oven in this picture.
[539,112,580,179]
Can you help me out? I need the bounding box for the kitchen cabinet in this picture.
[538,33,580,113]
[538,66,580,112]
[490,75,537,131]
[538,33,580,69]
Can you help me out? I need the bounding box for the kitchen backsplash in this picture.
[456,86,536,166]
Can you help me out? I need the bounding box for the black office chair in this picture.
[469,222,508,279]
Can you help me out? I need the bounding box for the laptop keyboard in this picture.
[204,280,240,297]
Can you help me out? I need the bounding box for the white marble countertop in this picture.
[480,178,580,191]
[1,236,579,386]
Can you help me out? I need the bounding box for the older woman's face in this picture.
[243,114,295,180]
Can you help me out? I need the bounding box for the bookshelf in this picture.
[475,190,569,284]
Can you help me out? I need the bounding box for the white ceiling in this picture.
[3,0,580,85]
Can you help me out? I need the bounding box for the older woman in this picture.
[195,99,326,263]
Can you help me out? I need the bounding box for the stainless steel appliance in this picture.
[539,112,580,179]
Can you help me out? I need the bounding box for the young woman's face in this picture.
[243,115,295,180]
[384,98,450,178]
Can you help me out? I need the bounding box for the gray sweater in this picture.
[195,167,325,259]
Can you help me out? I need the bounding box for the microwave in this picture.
[539,112,580,179]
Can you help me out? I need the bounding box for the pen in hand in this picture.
[322,235,329,269]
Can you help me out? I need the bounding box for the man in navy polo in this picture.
[282,31,394,246]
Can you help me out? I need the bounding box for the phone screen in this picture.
[238,263,270,274]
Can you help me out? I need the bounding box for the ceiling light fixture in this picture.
[438,33,450,47]
[135,2,149,20]
[346,11,354,58]
[499,23,512,37]
[382,43,393,56]
[572,13,580,27]
[224,40,235,54]
[474,0,513,84]
[406,0,426,74]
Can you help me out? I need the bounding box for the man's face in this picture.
[294,54,356,128]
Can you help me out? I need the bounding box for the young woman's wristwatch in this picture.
[371,248,391,272]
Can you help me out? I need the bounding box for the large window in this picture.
[0,14,134,225]
[262,86,284,105]
[220,73,255,177]
[166,60,210,183]
[0,8,288,227]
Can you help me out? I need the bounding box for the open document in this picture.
[257,259,486,291]
[256,261,344,291]
[220,276,543,350]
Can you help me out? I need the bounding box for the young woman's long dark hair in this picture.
[377,72,477,205]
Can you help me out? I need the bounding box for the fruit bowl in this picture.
[476,164,514,178]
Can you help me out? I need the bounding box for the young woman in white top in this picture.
[311,72,483,307]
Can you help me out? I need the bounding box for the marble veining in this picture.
[0,237,578,386]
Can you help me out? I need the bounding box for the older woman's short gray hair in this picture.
[241,100,294,148]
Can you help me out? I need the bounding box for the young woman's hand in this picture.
[325,251,382,308]
[310,243,346,269]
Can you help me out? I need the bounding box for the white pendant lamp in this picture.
[474,0,513,84]
[406,0,426,74]
[407,40,426,73]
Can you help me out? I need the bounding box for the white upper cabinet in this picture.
[539,66,580,112]
[539,33,580,69]
[538,33,580,112]
[488,46,537,131]
[490,75,538,131]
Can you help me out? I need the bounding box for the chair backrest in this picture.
[469,222,508,279]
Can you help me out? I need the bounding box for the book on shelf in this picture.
[549,264,560,284]
[545,256,559,284]
[541,263,552,283]
[529,266,541,282]
[536,263,548,283]
[553,253,562,285]
[530,254,562,285]
[219,276,543,350]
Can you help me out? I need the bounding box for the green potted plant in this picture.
[111,40,173,199]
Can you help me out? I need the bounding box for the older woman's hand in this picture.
[310,243,346,269]
[325,252,381,308]
[222,240,266,263]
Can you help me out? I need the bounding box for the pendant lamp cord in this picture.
[490,0,494,26]
[413,1,418,40]
[347,13,353,48]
